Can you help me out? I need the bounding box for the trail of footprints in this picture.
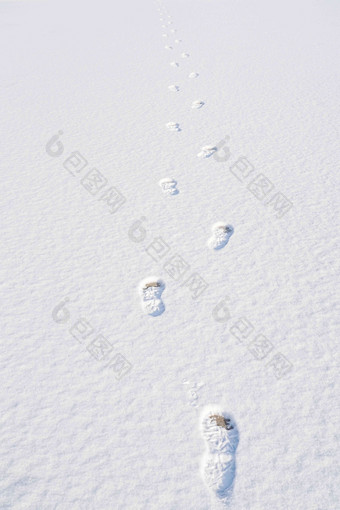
[147,3,234,320]
[156,8,239,501]
[160,6,203,141]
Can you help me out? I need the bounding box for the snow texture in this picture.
[0,0,339,508]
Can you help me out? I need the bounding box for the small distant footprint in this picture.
[162,34,168,38]
[181,52,190,58]
[175,39,182,43]
[189,72,199,79]
[201,406,239,505]
[197,145,217,158]
[166,122,181,132]
[191,100,205,109]
[159,177,179,195]
[208,223,234,250]
[168,84,180,92]
[139,278,165,317]
[170,29,177,33]
[183,379,204,407]
[165,45,173,50]
[170,62,179,67]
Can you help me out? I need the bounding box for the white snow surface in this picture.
[1,0,339,509]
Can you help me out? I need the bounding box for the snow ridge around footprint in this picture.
[168,84,180,92]
[191,100,205,109]
[200,406,239,505]
[197,145,217,158]
[139,278,165,317]
[159,177,179,195]
[166,122,181,132]
[208,223,234,250]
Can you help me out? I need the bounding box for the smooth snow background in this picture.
[0,0,339,508]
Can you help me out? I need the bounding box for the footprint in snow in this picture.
[208,223,234,250]
[139,278,165,317]
[197,145,217,158]
[168,84,180,92]
[165,45,173,50]
[162,34,168,38]
[175,39,182,43]
[170,29,177,33]
[189,72,199,79]
[181,52,190,58]
[191,100,204,109]
[170,62,179,67]
[183,379,204,407]
[201,406,239,505]
[166,122,181,132]
[159,177,179,195]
